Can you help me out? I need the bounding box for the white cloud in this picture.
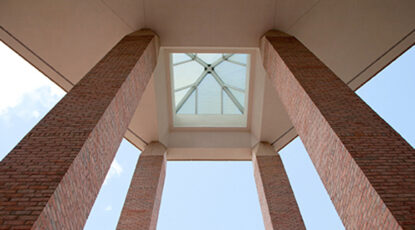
[103,159,123,185]
[0,42,65,116]
[32,110,40,118]
[104,205,112,211]
[112,159,123,175]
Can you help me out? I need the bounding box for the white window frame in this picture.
[170,53,251,128]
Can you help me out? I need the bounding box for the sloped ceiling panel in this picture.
[0,0,137,89]
[286,0,415,89]
[145,0,275,47]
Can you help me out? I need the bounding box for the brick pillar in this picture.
[117,142,166,230]
[0,30,159,229]
[260,30,415,229]
[253,142,305,230]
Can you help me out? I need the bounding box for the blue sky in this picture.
[0,41,413,229]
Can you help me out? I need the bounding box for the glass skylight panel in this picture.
[215,61,247,90]
[177,90,196,114]
[197,53,222,63]
[173,61,204,90]
[228,53,247,64]
[171,52,250,127]
[229,88,245,106]
[223,92,241,114]
[172,53,192,64]
[196,74,220,114]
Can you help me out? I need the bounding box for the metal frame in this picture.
[173,53,246,114]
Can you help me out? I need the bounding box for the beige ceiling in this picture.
[1,0,414,160]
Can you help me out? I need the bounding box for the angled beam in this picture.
[187,53,232,69]
[212,54,233,68]
[225,59,246,67]
[175,70,208,113]
[224,84,244,93]
[174,84,193,92]
[210,71,244,113]
[185,53,207,68]
[173,58,193,66]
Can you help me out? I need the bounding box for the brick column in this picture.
[260,30,415,229]
[0,30,159,229]
[117,142,166,230]
[253,142,305,230]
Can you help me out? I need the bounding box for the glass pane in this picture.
[215,61,247,90]
[197,74,221,114]
[223,91,241,114]
[173,60,204,90]
[171,53,250,120]
[197,53,222,64]
[229,88,245,107]
[228,54,248,65]
[177,90,196,114]
[175,88,190,106]
[172,53,191,64]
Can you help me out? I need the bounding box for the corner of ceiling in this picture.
[153,48,170,147]
[249,49,266,142]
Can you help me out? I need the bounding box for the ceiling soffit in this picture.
[1,0,414,159]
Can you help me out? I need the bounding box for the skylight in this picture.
[171,53,250,127]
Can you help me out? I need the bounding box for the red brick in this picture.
[253,142,305,230]
[261,30,415,229]
[0,30,159,229]
[117,142,166,230]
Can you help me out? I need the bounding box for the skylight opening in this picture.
[170,53,250,128]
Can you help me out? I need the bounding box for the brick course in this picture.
[117,142,166,230]
[253,142,305,230]
[260,30,415,229]
[0,30,159,229]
